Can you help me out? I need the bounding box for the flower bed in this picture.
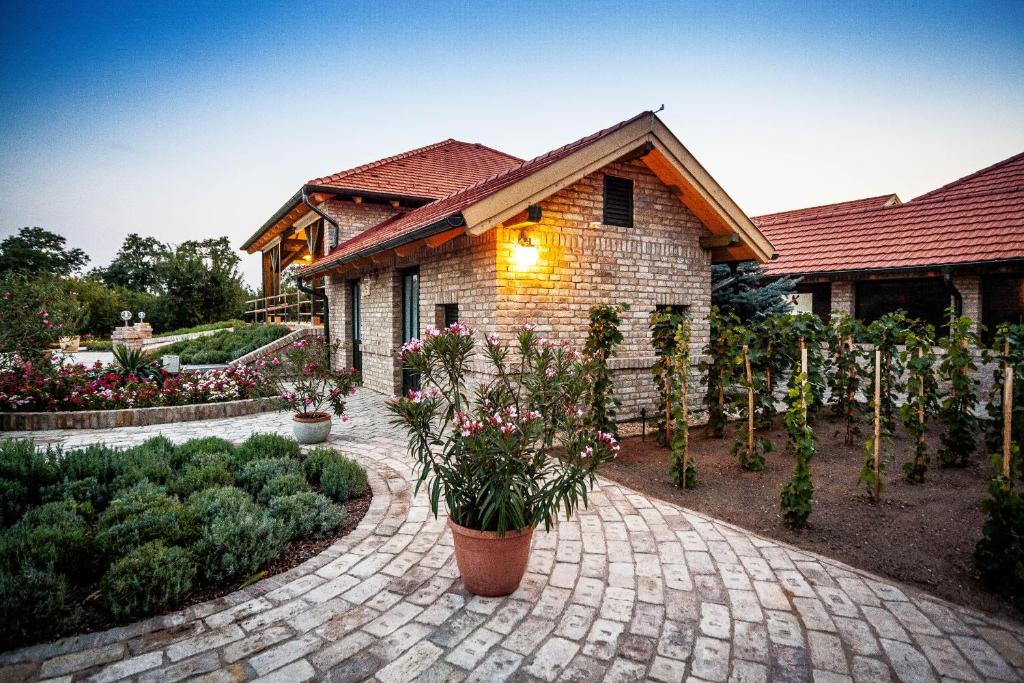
[0,434,369,649]
[0,361,273,413]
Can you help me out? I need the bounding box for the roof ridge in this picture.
[420,111,654,206]
[904,182,1024,207]
[309,138,483,186]
[754,196,898,227]
[910,150,1024,202]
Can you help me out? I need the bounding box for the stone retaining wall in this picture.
[230,327,321,367]
[0,397,286,431]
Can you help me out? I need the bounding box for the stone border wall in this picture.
[230,326,321,367]
[0,397,286,432]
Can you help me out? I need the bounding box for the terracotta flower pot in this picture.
[448,518,534,597]
[292,412,332,444]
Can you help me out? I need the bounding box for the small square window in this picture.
[603,175,634,228]
[443,304,459,327]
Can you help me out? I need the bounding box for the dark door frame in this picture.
[401,268,420,393]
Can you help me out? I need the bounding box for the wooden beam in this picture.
[425,227,465,249]
[395,239,426,258]
[699,233,740,249]
[370,250,390,264]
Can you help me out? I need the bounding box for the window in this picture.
[855,278,949,333]
[443,304,459,327]
[603,175,634,227]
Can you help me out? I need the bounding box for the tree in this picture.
[154,238,248,330]
[97,234,168,292]
[0,227,89,277]
[711,261,798,322]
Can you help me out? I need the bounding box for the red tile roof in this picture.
[308,139,523,199]
[302,112,652,273]
[755,152,1024,276]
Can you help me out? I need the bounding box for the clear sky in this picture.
[2,0,1023,287]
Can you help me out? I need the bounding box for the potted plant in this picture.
[265,335,360,444]
[387,323,619,596]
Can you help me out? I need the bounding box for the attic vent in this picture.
[603,175,633,228]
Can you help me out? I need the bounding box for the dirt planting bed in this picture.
[600,418,1015,621]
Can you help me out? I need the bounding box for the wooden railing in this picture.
[245,290,324,325]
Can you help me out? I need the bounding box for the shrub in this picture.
[50,443,124,508]
[304,449,367,502]
[95,482,192,558]
[974,474,1024,610]
[270,492,345,540]
[101,541,197,620]
[584,303,625,438]
[113,443,176,490]
[0,440,59,505]
[238,457,300,496]
[0,500,91,574]
[191,503,287,583]
[236,433,301,464]
[172,436,235,469]
[160,324,291,365]
[258,473,308,505]
[170,453,234,498]
[0,565,79,647]
[187,486,252,523]
[0,478,29,528]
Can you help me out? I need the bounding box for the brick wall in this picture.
[954,275,982,332]
[321,200,398,247]
[831,281,855,317]
[323,160,716,419]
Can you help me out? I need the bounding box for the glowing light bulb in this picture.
[512,232,538,271]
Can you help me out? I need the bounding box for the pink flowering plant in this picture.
[0,274,80,371]
[262,335,359,419]
[0,360,273,411]
[387,322,620,535]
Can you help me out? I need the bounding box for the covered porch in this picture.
[248,206,329,324]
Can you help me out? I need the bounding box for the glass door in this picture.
[401,269,420,393]
[351,280,362,374]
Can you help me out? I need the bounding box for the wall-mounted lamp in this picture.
[512,230,539,271]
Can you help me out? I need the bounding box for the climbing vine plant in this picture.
[985,323,1024,471]
[781,368,815,528]
[826,314,867,445]
[780,312,828,421]
[650,306,686,445]
[730,328,773,471]
[750,314,788,428]
[584,303,627,438]
[669,321,697,488]
[938,308,983,467]
[700,307,742,438]
[898,326,940,482]
[859,347,892,502]
[863,311,913,434]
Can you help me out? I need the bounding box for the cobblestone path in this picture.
[1,390,1022,682]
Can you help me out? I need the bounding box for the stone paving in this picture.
[1,389,1022,682]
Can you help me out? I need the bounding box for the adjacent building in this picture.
[755,152,1024,337]
[241,112,773,417]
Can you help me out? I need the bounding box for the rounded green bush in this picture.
[187,486,252,523]
[170,453,234,498]
[0,478,29,528]
[258,473,309,505]
[238,457,300,496]
[0,500,91,574]
[0,565,79,646]
[51,443,123,507]
[191,503,287,583]
[314,453,368,503]
[301,448,335,484]
[112,444,175,491]
[40,476,103,515]
[95,482,192,558]
[172,437,236,469]
[269,491,345,540]
[101,541,197,620]
[234,433,300,472]
[0,440,58,507]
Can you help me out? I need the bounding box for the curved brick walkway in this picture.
[1,390,1022,682]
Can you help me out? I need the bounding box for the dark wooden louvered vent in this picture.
[603,175,634,228]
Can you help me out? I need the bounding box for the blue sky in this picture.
[2,0,1023,286]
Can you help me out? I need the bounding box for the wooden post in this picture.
[1003,341,1014,490]
[800,337,808,418]
[681,355,690,489]
[743,344,754,459]
[917,347,925,451]
[873,347,882,501]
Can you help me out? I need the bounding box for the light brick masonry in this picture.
[323,159,711,419]
[1,391,1022,682]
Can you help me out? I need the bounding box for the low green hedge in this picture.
[0,434,367,649]
[159,324,291,365]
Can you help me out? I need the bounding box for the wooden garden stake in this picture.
[1003,340,1014,490]
[873,346,882,501]
[681,353,690,489]
[743,344,754,459]
[916,347,925,451]
[800,337,808,418]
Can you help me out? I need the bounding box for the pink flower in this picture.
[545,367,556,379]
[423,326,442,339]
[401,338,424,355]
[407,390,424,403]
[518,323,536,333]
[341,415,350,423]
[580,446,594,459]
[447,321,473,337]
[500,423,516,436]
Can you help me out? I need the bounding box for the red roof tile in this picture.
[755,152,1024,276]
[308,139,523,199]
[302,112,652,273]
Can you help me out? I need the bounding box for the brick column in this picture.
[325,274,351,370]
[953,275,982,331]
[830,281,855,317]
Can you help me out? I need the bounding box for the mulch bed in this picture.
[61,490,371,643]
[600,418,1017,622]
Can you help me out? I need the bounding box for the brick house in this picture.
[754,152,1024,338]
[241,112,773,418]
